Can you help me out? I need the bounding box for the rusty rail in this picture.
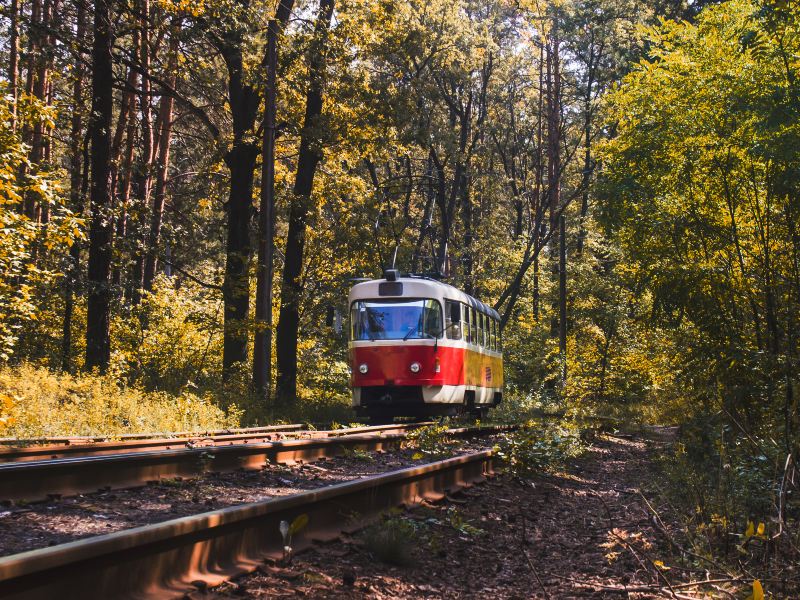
[0,423,306,447]
[0,432,406,502]
[0,423,420,463]
[0,450,494,600]
[0,424,511,502]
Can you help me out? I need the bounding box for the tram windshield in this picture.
[350,299,442,341]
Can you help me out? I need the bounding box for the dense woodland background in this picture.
[0,0,799,575]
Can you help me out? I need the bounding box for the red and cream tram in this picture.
[349,270,503,421]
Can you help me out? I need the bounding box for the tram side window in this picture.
[470,307,478,346]
[445,300,462,340]
[491,319,497,350]
[479,313,486,347]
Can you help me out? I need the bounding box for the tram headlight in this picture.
[409,362,421,373]
[358,363,368,374]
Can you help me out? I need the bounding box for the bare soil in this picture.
[193,431,752,599]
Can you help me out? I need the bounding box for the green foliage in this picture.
[112,275,223,395]
[494,422,586,476]
[407,423,457,460]
[598,1,800,573]
[0,92,81,361]
[0,363,241,438]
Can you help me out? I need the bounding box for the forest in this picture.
[0,0,798,590]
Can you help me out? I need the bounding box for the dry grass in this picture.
[0,363,241,439]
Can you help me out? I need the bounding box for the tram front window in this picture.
[351,299,442,341]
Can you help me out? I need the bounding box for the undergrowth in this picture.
[407,423,457,459]
[494,421,587,476]
[652,416,800,594]
[0,363,241,438]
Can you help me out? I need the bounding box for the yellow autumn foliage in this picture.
[0,363,241,439]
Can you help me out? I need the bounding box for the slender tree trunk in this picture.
[533,36,544,320]
[576,31,596,256]
[62,0,86,372]
[275,0,334,405]
[546,27,561,236]
[546,22,561,339]
[39,0,59,225]
[109,63,136,288]
[85,0,115,371]
[130,0,154,302]
[143,27,179,292]
[113,73,138,288]
[253,19,280,399]
[559,214,567,382]
[24,0,51,221]
[9,0,19,131]
[411,154,436,273]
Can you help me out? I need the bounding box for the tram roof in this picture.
[349,276,501,321]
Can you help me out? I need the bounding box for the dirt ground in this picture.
[196,432,758,599]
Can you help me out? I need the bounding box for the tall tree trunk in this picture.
[546,22,561,339]
[9,0,19,131]
[143,27,180,292]
[254,19,281,398]
[62,0,86,372]
[85,0,115,371]
[38,0,59,225]
[546,26,561,237]
[24,0,51,221]
[533,36,545,320]
[253,0,294,397]
[130,0,154,302]
[275,0,334,405]
[110,59,139,280]
[113,71,138,288]
[220,24,261,377]
[576,30,596,256]
[559,214,567,382]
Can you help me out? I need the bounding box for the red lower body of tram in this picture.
[350,343,503,420]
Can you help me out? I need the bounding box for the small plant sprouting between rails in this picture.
[279,514,309,565]
[407,423,457,460]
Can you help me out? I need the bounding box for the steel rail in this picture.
[0,450,494,600]
[0,424,513,502]
[0,423,421,463]
[0,424,306,447]
[0,432,407,502]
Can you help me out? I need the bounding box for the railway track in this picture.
[0,450,497,599]
[0,424,515,502]
[0,423,306,447]
[0,423,420,462]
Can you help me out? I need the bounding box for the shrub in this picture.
[0,363,241,438]
[494,422,586,477]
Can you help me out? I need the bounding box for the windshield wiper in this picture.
[403,327,417,341]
